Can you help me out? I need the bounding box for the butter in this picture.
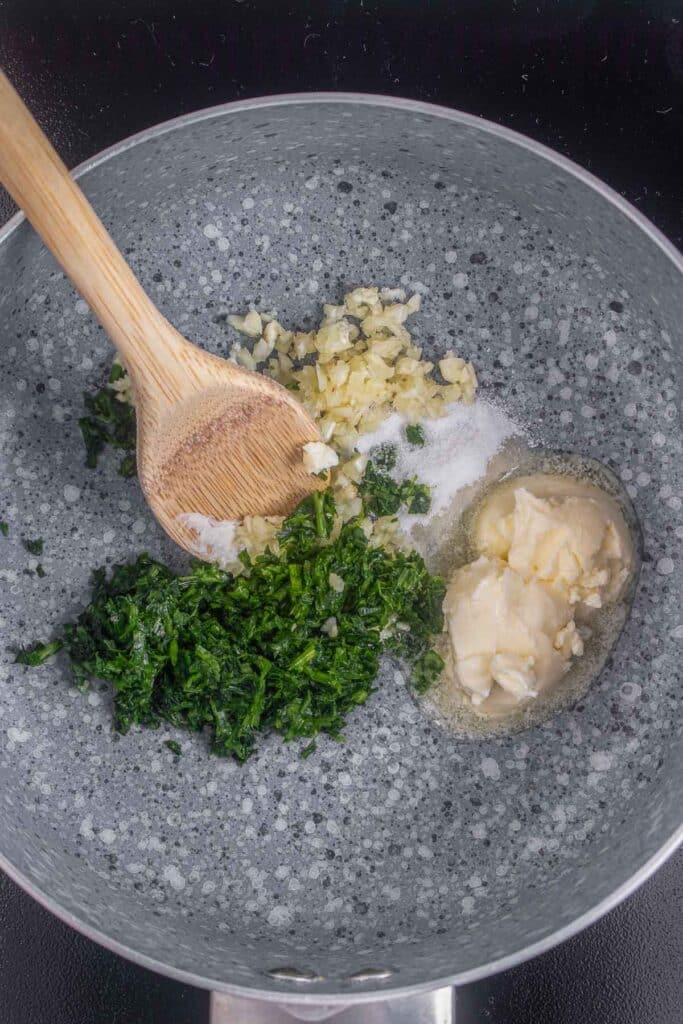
[475,475,632,612]
[444,556,583,710]
[443,472,632,715]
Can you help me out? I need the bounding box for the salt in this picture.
[177,512,240,568]
[356,400,520,529]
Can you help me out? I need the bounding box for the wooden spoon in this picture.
[0,71,322,552]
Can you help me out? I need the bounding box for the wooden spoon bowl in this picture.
[134,332,322,550]
[0,71,322,553]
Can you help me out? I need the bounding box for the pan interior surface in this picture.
[0,98,681,998]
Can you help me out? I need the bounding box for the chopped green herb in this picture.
[359,462,432,518]
[405,423,426,447]
[401,479,431,515]
[0,521,8,537]
[359,462,403,516]
[109,361,126,383]
[373,444,398,472]
[36,564,47,579]
[22,537,44,556]
[15,639,63,666]
[78,416,109,469]
[22,492,444,762]
[411,649,445,693]
[118,453,137,478]
[164,739,182,756]
[79,369,137,476]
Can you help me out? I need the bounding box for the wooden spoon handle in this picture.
[0,70,188,397]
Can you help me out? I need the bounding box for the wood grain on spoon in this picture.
[0,70,322,552]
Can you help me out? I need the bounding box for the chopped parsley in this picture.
[405,423,426,447]
[79,363,137,476]
[373,444,398,472]
[16,492,444,762]
[164,739,182,756]
[118,452,137,478]
[402,480,431,514]
[360,461,432,517]
[15,639,63,666]
[36,564,47,579]
[0,521,8,537]
[22,537,44,556]
[411,649,445,693]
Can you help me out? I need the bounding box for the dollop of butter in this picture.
[444,556,583,708]
[444,472,633,714]
[475,475,632,611]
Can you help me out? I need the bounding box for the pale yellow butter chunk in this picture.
[475,476,632,611]
[442,471,634,716]
[443,556,583,711]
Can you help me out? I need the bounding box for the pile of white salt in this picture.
[356,400,520,532]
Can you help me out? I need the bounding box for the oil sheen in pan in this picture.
[418,447,642,738]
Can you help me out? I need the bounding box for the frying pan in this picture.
[0,94,681,1023]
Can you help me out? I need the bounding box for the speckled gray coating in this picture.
[0,98,681,1000]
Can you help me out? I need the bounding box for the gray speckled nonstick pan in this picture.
[0,95,681,1020]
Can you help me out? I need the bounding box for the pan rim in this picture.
[0,825,680,1003]
[0,89,681,1003]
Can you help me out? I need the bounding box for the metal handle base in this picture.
[210,987,455,1023]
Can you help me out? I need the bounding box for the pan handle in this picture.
[210,987,455,1023]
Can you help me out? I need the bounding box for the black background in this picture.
[0,1,681,1021]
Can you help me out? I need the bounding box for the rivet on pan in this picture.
[267,967,324,983]
[346,967,395,983]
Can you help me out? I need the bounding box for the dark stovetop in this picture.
[0,2,681,1022]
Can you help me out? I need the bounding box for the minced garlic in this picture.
[228,286,478,529]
